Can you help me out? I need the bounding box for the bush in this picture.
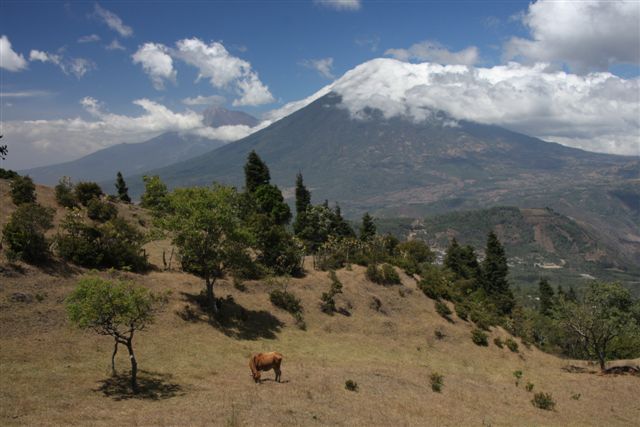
[435,300,453,320]
[505,338,519,353]
[455,303,470,321]
[86,198,118,223]
[269,288,302,314]
[55,177,77,208]
[430,372,444,392]
[10,175,36,205]
[75,182,103,206]
[2,203,53,263]
[418,265,452,300]
[367,263,401,285]
[494,337,504,348]
[345,380,358,391]
[526,382,534,392]
[434,327,446,340]
[513,370,523,386]
[0,168,18,180]
[471,328,489,346]
[532,392,556,411]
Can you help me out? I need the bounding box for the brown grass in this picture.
[1,182,639,426]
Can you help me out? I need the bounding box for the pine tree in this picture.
[360,212,376,241]
[538,278,554,316]
[294,173,312,235]
[567,286,578,302]
[244,150,270,193]
[115,172,131,203]
[481,231,514,315]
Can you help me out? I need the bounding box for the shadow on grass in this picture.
[180,292,283,340]
[95,370,184,401]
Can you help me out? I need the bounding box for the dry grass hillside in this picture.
[1,181,639,426]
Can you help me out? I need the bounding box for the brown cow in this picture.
[249,352,283,383]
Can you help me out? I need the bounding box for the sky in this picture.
[1,0,639,170]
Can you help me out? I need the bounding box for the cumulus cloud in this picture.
[29,49,95,78]
[385,41,479,66]
[314,0,361,11]
[182,94,226,106]
[2,97,264,169]
[504,0,640,73]
[94,3,133,37]
[78,34,101,43]
[174,38,274,106]
[300,57,335,79]
[0,35,28,71]
[132,43,176,90]
[106,39,125,51]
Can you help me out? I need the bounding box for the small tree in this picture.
[359,212,376,242]
[115,172,131,203]
[140,175,168,215]
[10,175,36,205]
[2,203,53,263]
[293,172,312,235]
[244,150,270,193]
[162,185,251,312]
[75,181,103,206]
[554,282,640,370]
[66,276,164,393]
[481,231,514,315]
[55,176,77,208]
[538,278,554,316]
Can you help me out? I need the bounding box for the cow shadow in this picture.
[179,292,283,340]
[95,370,184,401]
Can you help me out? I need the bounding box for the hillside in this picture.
[378,207,640,292]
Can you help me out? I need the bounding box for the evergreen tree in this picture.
[9,175,36,205]
[244,150,270,193]
[567,286,578,302]
[253,184,291,226]
[360,212,376,241]
[115,172,131,203]
[331,204,355,238]
[140,175,168,215]
[444,239,480,280]
[293,172,312,235]
[538,278,554,316]
[481,231,514,315]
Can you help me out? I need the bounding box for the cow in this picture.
[249,352,283,383]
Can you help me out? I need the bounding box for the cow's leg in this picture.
[274,367,281,382]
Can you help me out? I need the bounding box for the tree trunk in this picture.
[205,277,217,314]
[111,340,118,376]
[126,340,138,394]
[598,351,606,371]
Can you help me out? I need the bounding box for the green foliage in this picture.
[471,328,489,346]
[86,198,118,223]
[526,382,534,392]
[293,172,312,235]
[494,337,504,348]
[297,204,355,253]
[455,302,470,321]
[2,203,53,263]
[444,238,480,281]
[320,270,343,314]
[269,286,305,329]
[140,175,168,215]
[505,338,519,352]
[75,182,103,206]
[0,168,18,180]
[531,392,556,411]
[115,172,131,203]
[538,278,554,316]
[250,214,303,276]
[481,232,514,315]
[394,239,434,275]
[435,300,453,320]
[244,150,270,193]
[55,176,77,208]
[366,263,401,285]
[429,372,444,392]
[513,370,523,386]
[10,175,36,205]
[56,210,148,271]
[345,380,358,391]
[419,265,453,300]
[359,212,376,242]
[252,184,291,226]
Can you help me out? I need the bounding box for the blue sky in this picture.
[1,0,638,169]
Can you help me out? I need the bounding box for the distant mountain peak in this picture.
[202,106,259,128]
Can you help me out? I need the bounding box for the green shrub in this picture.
[526,382,534,392]
[513,370,523,387]
[469,307,494,331]
[430,372,444,392]
[418,265,452,300]
[455,303,470,321]
[269,289,302,314]
[471,328,489,346]
[345,380,358,391]
[435,300,453,320]
[532,392,556,411]
[86,198,118,223]
[494,337,504,348]
[367,263,400,285]
[505,338,519,353]
[75,182,103,206]
[571,393,581,401]
[2,203,53,263]
[55,177,77,208]
[434,327,446,340]
[320,271,343,314]
[0,168,18,180]
[10,175,36,205]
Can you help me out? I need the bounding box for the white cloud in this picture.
[29,49,95,78]
[300,57,335,79]
[314,0,361,11]
[0,35,28,71]
[132,43,176,90]
[182,94,226,106]
[2,97,264,169]
[94,3,133,38]
[174,38,274,106]
[355,35,380,52]
[504,0,640,73]
[0,90,52,98]
[78,34,101,43]
[106,39,125,51]
[385,41,479,66]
